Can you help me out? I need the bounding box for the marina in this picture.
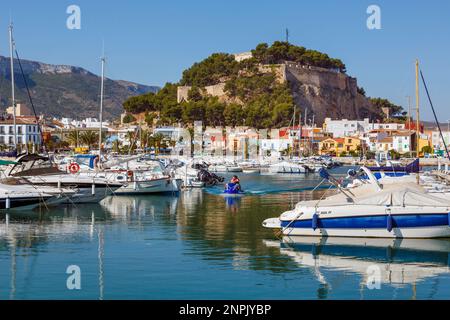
[0,1,450,305]
[1,168,450,300]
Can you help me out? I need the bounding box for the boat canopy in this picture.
[354,187,450,207]
[74,155,99,169]
[16,154,49,163]
[0,159,18,166]
[297,183,450,208]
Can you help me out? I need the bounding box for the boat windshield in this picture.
[8,156,64,177]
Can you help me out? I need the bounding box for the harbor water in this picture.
[1,167,449,300]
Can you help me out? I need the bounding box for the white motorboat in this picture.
[269,161,312,174]
[105,161,182,195]
[263,167,450,238]
[5,154,122,204]
[0,183,73,211]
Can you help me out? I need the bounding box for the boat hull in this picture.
[0,195,61,211]
[114,178,182,195]
[280,225,450,239]
[265,210,450,239]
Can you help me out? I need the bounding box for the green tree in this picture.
[80,131,99,148]
[224,104,244,127]
[123,114,137,124]
[389,149,401,160]
[66,131,80,148]
[422,145,433,154]
[370,98,404,118]
[187,86,203,102]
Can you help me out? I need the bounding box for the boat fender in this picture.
[312,213,319,231]
[387,215,394,232]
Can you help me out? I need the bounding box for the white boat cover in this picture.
[297,183,450,208]
[355,187,450,207]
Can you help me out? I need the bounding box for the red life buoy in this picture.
[68,163,81,174]
[127,170,134,180]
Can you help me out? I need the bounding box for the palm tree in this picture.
[80,131,99,148]
[112,139,121,154]
[140,129,151,150]
[66,130,80,148]
[152,133,165,155]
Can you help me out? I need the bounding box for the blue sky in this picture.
[0,0,449,121]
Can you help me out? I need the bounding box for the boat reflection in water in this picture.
[265,237,450,291]
[100,195,179,218]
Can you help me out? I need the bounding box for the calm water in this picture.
[1,168,449,300]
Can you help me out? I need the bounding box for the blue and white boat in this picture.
[263,167,450,238]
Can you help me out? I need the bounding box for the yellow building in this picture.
[418,136,431,156]
[319,137,361,156]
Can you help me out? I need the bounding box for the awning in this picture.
[0,159,19,166]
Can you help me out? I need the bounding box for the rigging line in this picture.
[419,70,450,159]
[14,49,44,151]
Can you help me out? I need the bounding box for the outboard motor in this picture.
[197,169,224,186]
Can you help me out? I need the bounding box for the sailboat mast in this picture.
[298,109,301,156]
[415,60,420,185]
[98,55,105,165]
[9,23,17,149]
[415,60,420,157]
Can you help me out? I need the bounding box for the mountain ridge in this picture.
[0,55,159,120]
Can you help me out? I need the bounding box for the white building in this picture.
[153,127,186,141]
[431,131,450,150]
[324,118,370,138]
[392,133,413,154]
[260,138,294,157]
[6,103,33,117]
[0,117,41,147]
[369,123,405,131]
[58,117,110,129]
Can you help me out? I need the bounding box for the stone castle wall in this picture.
[176,62,382,125]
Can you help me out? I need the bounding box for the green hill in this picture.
[123,41,401,127]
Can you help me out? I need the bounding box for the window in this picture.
[9,127,14,134]
[18,137,22,144]
[0,137,4,144]
[0,126,4,134]
[18,126,23,134]
[9,137,13,145]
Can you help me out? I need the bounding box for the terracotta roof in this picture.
[0,117,39,125]
[379,137,393,143]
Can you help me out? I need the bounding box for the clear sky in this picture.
[0,0,449,121]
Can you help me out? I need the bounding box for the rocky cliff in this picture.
[285,62,382,125]
[0,56,159,120]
